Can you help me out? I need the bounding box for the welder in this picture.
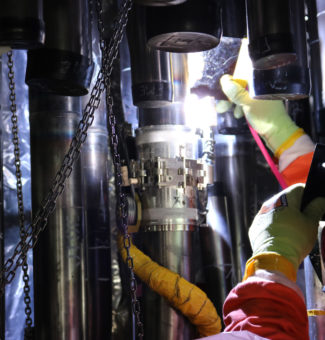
[200,75,324,340]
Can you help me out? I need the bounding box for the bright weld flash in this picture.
[184,94,217,130]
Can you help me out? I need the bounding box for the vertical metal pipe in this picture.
[139,229,196,340]
[0,0,44,49]
[251,0,310,100]
[26,0,94,96]
[199,182,233,318]
[221,0,246,38]
[127,5,188,108]
[213,134,255,281]
[246,0,295,69]
[81,100,111,339]
[135,122,201,340]
[29,90,86,340]
[306,0,325,140]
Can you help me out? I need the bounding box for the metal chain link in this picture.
[0,1,132,310]
[7,51,34,339]
[95,1,144,338]
[106,82,144,339]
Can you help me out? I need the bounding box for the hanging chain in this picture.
[7,51,34,339]
[106,82,144,340]
[0,0,132,305]
[95,0,144,338]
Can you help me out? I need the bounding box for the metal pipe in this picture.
[252,0,310,100]
[199,182,233,319]
[29,90,86,340]
[221,0,246,39]
[213,134,255,281]
[135,122,202,340]
[306,0,325,140]
[246,0,296,70]
[139,230,196,340]
[80,99,112,339]
[127,5,187,108]
[26,0,94,96]
[0,0,44,49]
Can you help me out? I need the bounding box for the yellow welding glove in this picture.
[243,184,325,281]
[216,75,304,157]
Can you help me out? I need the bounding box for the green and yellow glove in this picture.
[244,184,325,282]
[216,74,304,158]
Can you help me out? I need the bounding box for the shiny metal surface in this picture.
[213,134,255,282]
[138,230,196,340]
[29,91,86,340]
[127,5,188,107]
[135,123,202,339]
[80,97,111,339]
[199,184,233,318]
[136,125,200,228]
[136,125,198,156]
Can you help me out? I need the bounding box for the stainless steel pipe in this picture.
[81,99,112,339]
[199,182,233,318]
[213,134,255,281]
[29,91,86,340]
[135,122,202,340]
[127,5,187,108]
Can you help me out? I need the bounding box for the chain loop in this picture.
[95,1,144,338]
[7,51,34,337]
[0,0,132,299]
[1,3,143,339]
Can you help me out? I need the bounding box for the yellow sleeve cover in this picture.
[118,235,221,337]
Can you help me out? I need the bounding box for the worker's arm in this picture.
[279,146,314,186]
[221,184,325,340]
[217,75,315,185]
[222,272,307,340]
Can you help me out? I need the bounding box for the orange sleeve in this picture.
[281,152,314,186]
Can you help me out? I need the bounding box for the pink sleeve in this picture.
[223,280,309,340]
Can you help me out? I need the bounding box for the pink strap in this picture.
[247,123,288,189]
